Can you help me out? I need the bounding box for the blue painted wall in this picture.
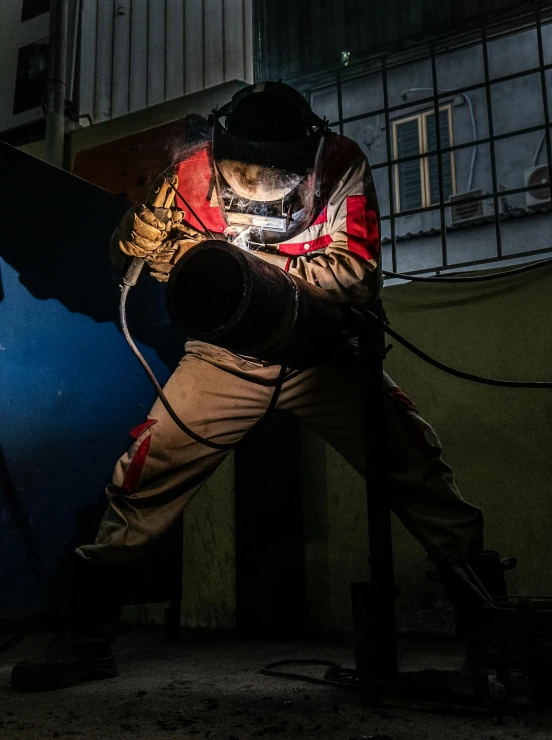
[0,143,184,615]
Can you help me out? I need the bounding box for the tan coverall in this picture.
[77,135,483,565]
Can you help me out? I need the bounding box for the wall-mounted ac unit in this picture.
[449,188,504,226]
[524,165,551,207]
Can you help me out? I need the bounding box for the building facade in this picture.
[305,17,552,275]
[0,0,51,141]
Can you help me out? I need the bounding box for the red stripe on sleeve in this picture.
[346,195,380,261]
[278,234,333,256]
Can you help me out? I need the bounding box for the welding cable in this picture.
[260,659,495,716]
[354,308,552,388]
[119,285,287,450]
[383,255,552,283]
[166,181,217,240]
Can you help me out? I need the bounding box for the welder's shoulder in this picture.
[323,133,366,168]
[321,134,368,193]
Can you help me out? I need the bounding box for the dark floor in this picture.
[1,629,551,739]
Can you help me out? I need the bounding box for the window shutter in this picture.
[396,118,423,211]
[426,110,453,204]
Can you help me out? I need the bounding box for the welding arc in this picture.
[383,255,552,282]
[119,284,285,450]
[356,308,552,388]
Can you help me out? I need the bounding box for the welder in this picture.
[11,81,507,691]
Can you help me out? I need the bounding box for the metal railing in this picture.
[302,5,552,275]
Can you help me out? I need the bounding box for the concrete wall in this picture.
[0,0,49,133]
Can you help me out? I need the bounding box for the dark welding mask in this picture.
[211,81,329,248]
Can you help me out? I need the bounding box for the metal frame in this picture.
[299,6,552,275]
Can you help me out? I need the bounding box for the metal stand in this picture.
[354,299,398,682]
[351,301,510,711]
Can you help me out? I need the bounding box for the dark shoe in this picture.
[434,551,516,672]
[10,632,118,692]
[469,550,517,603]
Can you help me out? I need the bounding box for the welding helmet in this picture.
[211,81,329,246]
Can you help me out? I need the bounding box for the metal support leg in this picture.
[353,300,398,681]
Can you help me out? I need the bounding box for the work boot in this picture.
[435,550,516,672]
[10,557,123,692]
[10,631,118,691]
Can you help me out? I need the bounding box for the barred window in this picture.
[393,106,456,212]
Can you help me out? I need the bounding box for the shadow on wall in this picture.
[0,142,184,370]
[0,142,185,616]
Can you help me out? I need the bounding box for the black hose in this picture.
[383,255,552,283]
[119,284,286,450]
[167,181,217,240]
[355,308,552,389]
[260,659,495,716]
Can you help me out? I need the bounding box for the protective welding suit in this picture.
[11,82,498,693]
[77,95,483,567]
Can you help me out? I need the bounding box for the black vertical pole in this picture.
[336,68,344,135]
[481,27,503,259]
[430,43,448,268]
[535,8,552,189]
[353,301,398,681]
[382,56,398,273]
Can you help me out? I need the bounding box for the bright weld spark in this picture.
[227,226,253,251]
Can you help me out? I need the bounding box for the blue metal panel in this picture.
[0,143,184,615]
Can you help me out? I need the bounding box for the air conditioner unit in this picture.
[449,188,504,226]
[524,165,551,207]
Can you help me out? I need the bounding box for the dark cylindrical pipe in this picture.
[166,240,346,368]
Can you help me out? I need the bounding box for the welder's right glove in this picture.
[115,204,170,259]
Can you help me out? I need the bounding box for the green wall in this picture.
[123,263,552,633]
[377,263,552,630]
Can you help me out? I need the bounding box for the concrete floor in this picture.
[1,629,552,740]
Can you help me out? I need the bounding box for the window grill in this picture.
[300,5,552,276]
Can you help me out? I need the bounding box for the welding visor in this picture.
[212,116,328,243]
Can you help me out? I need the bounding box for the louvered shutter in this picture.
[396,118,423,211]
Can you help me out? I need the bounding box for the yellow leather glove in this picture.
[116,204,170,259]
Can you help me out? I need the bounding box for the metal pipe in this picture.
[45,0,69,168]
[430,44,448,268]
[535,8,552,179]
[533,132,546,168]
